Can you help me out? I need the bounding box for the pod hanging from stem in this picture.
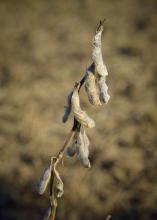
[65,131,78,157]
[85,63,102,106]
[36,164,51,195]
[71,83,95,128]
[97,75,110,103]
[92,20,110,103]
[76,127,91,168]
[54,164,64,198]
[92,19,108,77]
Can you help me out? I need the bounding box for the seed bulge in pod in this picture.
[97,76,110,103]
[71,85,95,128]
[65,134,77,157]
[92,22,108,77]
[82,126,90,147]
[65,145,76,157]
[85,65,101,106]
[76,131,91,168]
[74,110,95,128]
[36,164,51,195]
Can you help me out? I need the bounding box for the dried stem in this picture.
[49,159,56,219]
[47,69,87,220]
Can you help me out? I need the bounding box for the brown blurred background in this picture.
[0,0,157,219]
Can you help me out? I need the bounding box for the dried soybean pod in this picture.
[97,75,110,103]
[36,164,51,195]
[71,84,95,128]
[62,90,73,123]
[85,64,102,106]
[76,131,91,168]
[54,166,64,198]
[65,145,76,157]
[82,126,90,147]
[65,132,77,157]
[92,20,108,77]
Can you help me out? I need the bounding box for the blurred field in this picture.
[0,0,157,220]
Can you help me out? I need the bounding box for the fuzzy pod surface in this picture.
[71,84,95,128]
[85,64,102,106]
[36,164,51,195]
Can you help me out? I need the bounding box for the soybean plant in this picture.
[37,20,110,220]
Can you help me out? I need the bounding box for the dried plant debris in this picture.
[92,20,108,77]
[62,89,73,123]
[85,64,102,106]
[71,84,95,128]
[37,164,51,195]
[54,165,64,198]
[76,127,91,168]
[97,75,110,103]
